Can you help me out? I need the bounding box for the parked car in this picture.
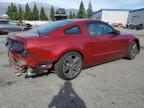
[55,8,68,20]
[126,24,133,29]
[136,24,143,30]
[56,8,66,14]
[113,23,124,28]
[0,19,32,35]
[5,19,140,80]
[126,23,143,30]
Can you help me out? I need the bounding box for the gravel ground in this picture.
[0,29,144,108]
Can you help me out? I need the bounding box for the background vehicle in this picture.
[0,19,32,35]
[113,23,124,28]
[126,23,143,30]
[55,8,68,20]
[5,19,140,80]
[56,8,66,14]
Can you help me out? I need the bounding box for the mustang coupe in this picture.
[6,19,140,80]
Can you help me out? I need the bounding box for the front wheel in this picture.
[126,41,138,60]
[54,51,83,80]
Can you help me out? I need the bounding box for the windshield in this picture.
[30,20,73,35]
[9,20,19,25]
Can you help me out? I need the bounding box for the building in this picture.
[91,9,130,26]
[0,15,9,19]
[127,8,144,25]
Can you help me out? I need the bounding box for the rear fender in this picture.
[55,48,84,62]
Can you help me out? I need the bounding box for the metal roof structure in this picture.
[93,9,131,15]
[130,8,144,12]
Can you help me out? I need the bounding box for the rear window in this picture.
[31,20,73,35]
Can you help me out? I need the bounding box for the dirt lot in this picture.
[0,29,144,108]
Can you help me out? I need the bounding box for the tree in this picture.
[32,3,39,20]
[6,3,17,20]
[77,1,86,18]
[18,4,23,21]
[40,7,48,20]
[24,3,32,20]
[6,5,12,18]
[72,12,76,19]
[11,3,17,20]
[50,6,55,21]
[87,1,93,18]
[69,11,73,19]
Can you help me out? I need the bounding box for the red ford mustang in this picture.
[6,19,140,80]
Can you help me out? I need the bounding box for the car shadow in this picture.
[30,70,54,78]
[48,81,87,108]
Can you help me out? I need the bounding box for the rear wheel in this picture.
[54,51,82,80]
[126,41,138,60]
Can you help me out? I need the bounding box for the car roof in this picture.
[65,19,102,23]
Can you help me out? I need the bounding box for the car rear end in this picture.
[5,20,81,78]
[6,34,27,72]
[5,33,49,77]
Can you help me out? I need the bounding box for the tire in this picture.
[126,41,138,60]
[54,51,83,80]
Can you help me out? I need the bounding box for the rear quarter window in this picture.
[64,26,81,34]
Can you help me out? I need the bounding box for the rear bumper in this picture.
[8,52,53,73]
[8,52,28,72]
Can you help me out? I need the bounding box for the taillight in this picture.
[6,38,24,52]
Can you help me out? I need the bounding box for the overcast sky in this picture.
[0,0,143,11]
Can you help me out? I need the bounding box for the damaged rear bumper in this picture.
[8,52,53,77]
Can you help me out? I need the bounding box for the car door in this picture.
[8,21,22,31]
[1,21,21,32]
[0,20,9,32]
[87,22,126,65]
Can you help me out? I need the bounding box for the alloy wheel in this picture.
[130,43,138,58]
[63,55,82,79]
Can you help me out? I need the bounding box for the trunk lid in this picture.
[8,31,40,41]
[6,31,40,52]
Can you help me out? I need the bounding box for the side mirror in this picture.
[25,23,32,28]
[107,30,120,36]
[22,27,30,31]
[115,30,120,35]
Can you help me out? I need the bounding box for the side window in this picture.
[0,21,8,24]
[64,26,81,34]
[87,23,113,36]
[100,24,113,35]
[9,21,18,25]
[87,23,102,36]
